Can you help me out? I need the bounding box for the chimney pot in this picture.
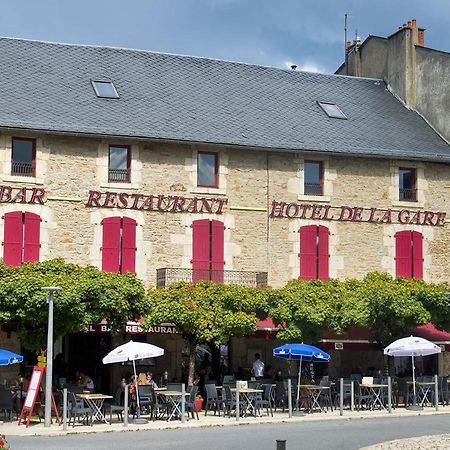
[412,19,417,28]
[407,21,412,27]
[403,23,407,28]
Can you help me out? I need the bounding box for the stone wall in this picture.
[0,132,448,287]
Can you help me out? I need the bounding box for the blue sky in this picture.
[1,0,449,73]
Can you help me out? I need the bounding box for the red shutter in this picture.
[211,220,224,283]
[3,211,23,266]
[102,217,121,272]
[300,225,318,280]
[121,217,137,274]
[192,219,210,282]
[317,225,329,280]
[412,231,423,279]
[23,212,41,263]
[395,231,412,278]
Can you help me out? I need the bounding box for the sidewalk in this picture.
[2,405,450,437]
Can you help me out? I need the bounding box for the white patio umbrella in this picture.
[102,340,164,416]
[384,335,440,409]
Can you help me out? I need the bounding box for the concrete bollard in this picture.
[181,384,186,423]
[62,388,67,431]
[339,378,343,416]
[276,439,287,450]
[435,374,439,411]
[236,381,240,421]
[388,376,392,413]
[287,378,292,418]
[124,384,129,427]
[350,380,354,411]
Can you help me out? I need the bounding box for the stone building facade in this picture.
[0,37,448,388]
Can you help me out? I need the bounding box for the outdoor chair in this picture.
[185,384,199,420]
[166,383,183,392]
[148,387,170,421]
[354,381,372,410]
[223,385,245,418]
[439,376,449,406]
[254,384,273,417]
[106,387,125,422]
[135,385,153,417]
[0,389,15,421]
[204,383,222,416]
[334,379,352,408]
[319,379,333,411]
[274,381,288,412]
[395,378,412,407]
[68,391,93,427]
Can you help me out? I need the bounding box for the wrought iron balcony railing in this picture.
[399,188,417,201]
[12,161,34,177]
[304,182,323,195]
[156,268,268,288]
[108,168,130,182]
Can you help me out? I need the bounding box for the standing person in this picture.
[252,353,265,380]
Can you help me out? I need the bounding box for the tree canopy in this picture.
[0,259,146,352]
[142,281,269,383]
[269,272,449,347]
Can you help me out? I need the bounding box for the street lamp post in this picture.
[42,286,62,428]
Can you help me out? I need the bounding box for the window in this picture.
[399,168,417,201]
[101,217,136,274]
[108,145,131,182]
[304,161,323,195]
[318,101,347,119]
[299,225,329,280]
[2,211,41,266]
[395,230,423,279]
[12,138,36,177]
[197,152,218,188]
[192,219,224,282]
[91,80,119,99]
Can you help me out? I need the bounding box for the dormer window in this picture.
[91,80,119,99]
[318,101,347,119]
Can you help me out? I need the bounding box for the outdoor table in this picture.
[360,384,388,410]
[76,393,113,424]
[299,385,330,413]
[408,381,435,407]
[158,390,190,421]
[154,387,167,391]
[230,387,263,417]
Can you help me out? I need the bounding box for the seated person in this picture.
[78,371,95,391]
[137,372,148,385]
[146,372,158,388]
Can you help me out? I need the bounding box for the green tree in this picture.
[0,259,146,352]
[269,278,365,343]
[142,282,269,384]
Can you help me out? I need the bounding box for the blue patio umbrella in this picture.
[273,343,330,410]
[0,348,24,366]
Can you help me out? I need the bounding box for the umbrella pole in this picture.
[296,356,302,411]
[133,360,141,414]
[407,353,422,411]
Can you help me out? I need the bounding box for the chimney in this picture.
[397,18,425,47]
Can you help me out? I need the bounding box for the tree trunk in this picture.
[188,339,196,386]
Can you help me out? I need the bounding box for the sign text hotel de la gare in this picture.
[0,185,446,227]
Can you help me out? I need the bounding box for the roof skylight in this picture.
[318,101,347,119]
[91,80,119,99]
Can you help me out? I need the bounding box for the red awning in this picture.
[320,323,450,351]
[256,318,283,331]
[413,323,450,343]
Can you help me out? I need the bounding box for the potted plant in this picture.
[0,434,10,450]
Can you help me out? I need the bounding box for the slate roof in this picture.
[0,37,449,162]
